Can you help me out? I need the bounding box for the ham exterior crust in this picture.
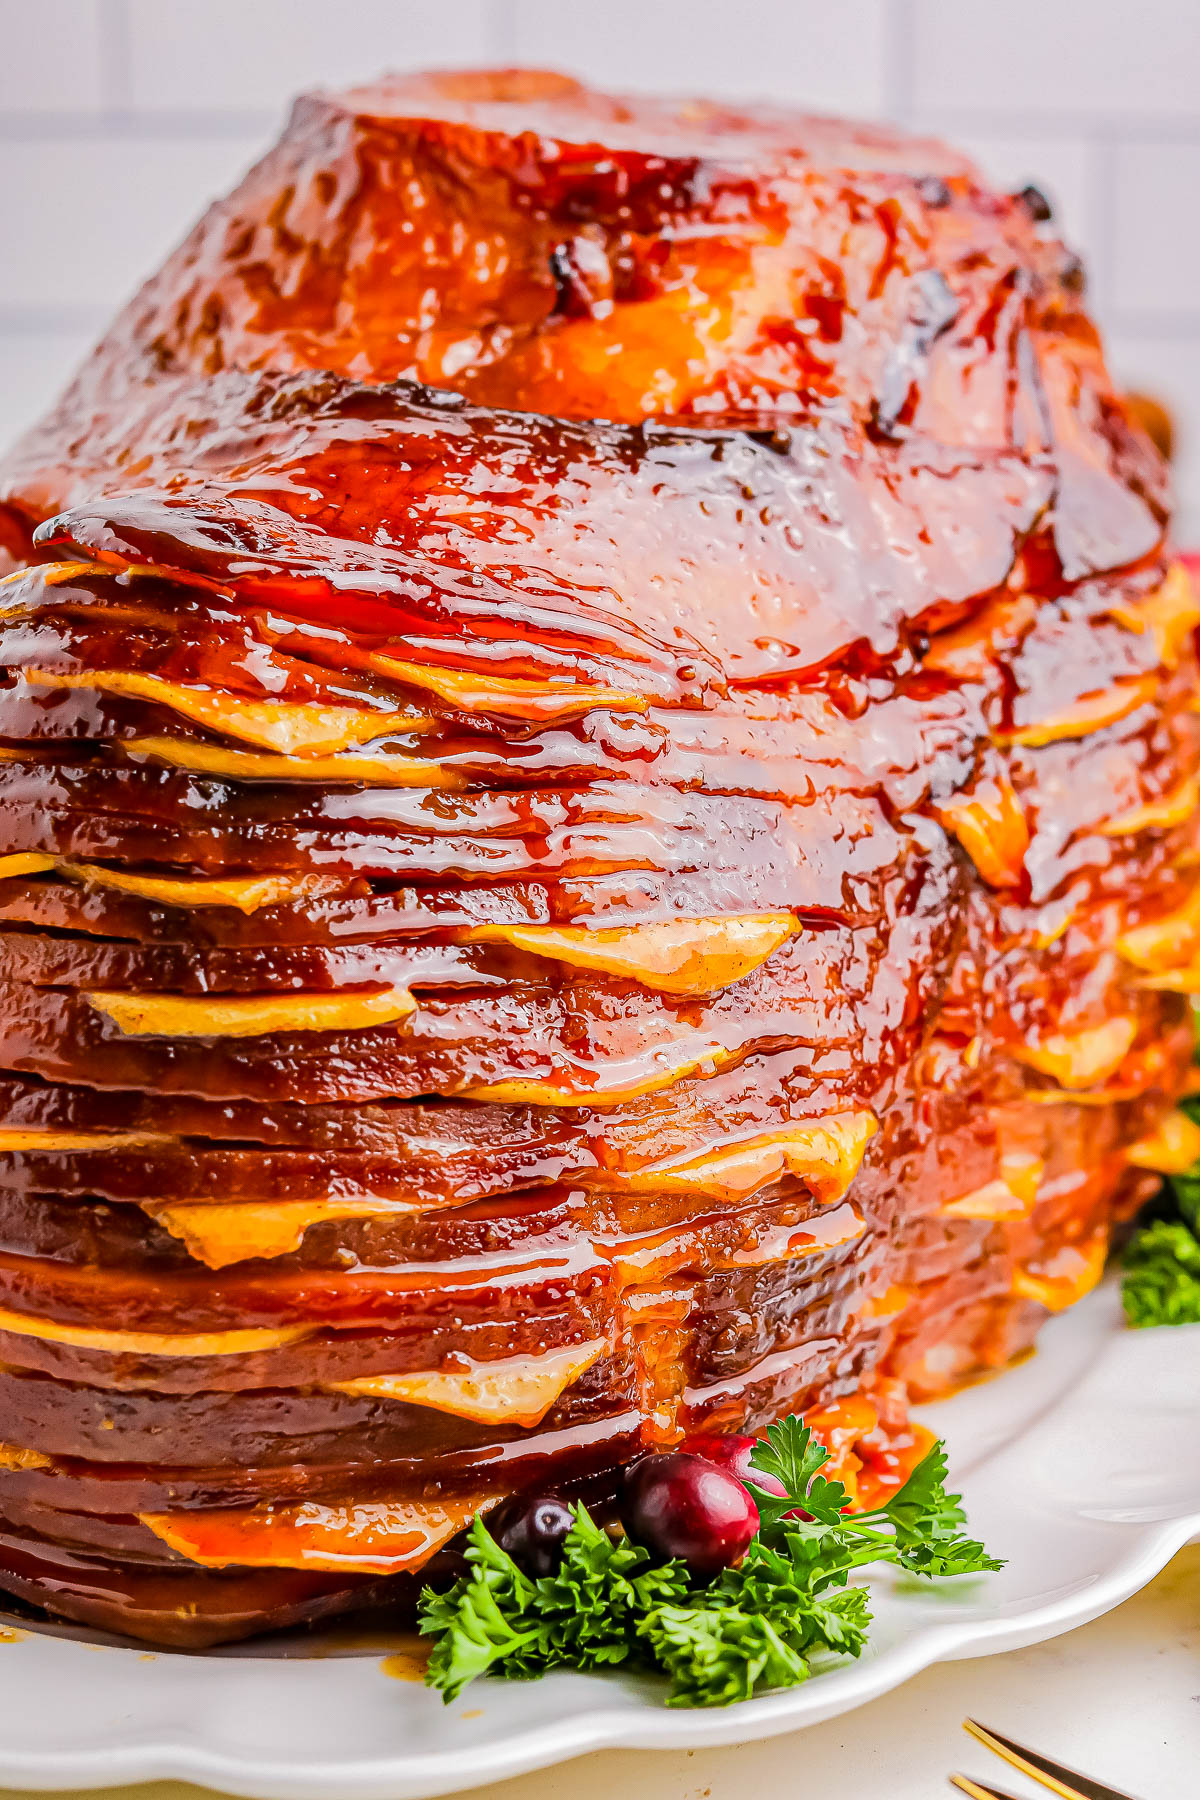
[0,69,1192,1646]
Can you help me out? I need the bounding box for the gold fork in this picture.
[949,1718,1144,1800]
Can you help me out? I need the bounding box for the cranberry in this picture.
[678,1431,787,1498]
[623,1452,759,1576]
[488,1492,574,1577]
[680,1432,814,1520]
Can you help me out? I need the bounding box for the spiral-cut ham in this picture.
[0,69,1193,1646]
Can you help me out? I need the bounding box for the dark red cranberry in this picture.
[623,1452,759,1577]
[488,1492,574,1577]
[678,1431,787,1497]
[680,1432,814,1520]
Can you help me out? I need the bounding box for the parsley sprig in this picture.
[1122,1089,1200,1329]
[1123,1217,1200,1327]
[419,1417,1002,1708]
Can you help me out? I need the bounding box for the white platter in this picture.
[0,1280,1196,1800]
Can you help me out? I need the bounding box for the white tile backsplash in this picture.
[0,133,270,313]
[124,0,496,116]
[0,0,107,115]
[912,0,1200,121]
[510,0,890,113]
[1,0,1198,530]
[0,327,101,446]
[1112,142,1200,321]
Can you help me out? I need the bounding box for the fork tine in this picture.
[963,1720,1142,1800]
[950,1776,1029,1800]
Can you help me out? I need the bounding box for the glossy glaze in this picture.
[0,70,1191,1647]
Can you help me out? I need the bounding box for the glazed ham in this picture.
[0,70,1194,1646]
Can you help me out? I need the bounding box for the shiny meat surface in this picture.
[0,70,1192,1647]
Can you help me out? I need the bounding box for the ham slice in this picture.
[0,67,1188,1646]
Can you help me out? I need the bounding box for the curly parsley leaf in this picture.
[420,1506,692,1699]
[640,1604,809,1707]
[419,1423,1001,1709]
[876,1439,960,1538]
[420,1518,544,1700]
[745,1415,850,1530]
[1122,1219,1200,1327]
[1120,1036,1200,1328]
[866,1441,992,1575]
[1171,1165,1200,1236]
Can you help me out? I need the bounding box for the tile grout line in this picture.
[0,306,114,334]
[903,107,1200,142]
[0,112,278,141]
[1084,130,1119,326]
